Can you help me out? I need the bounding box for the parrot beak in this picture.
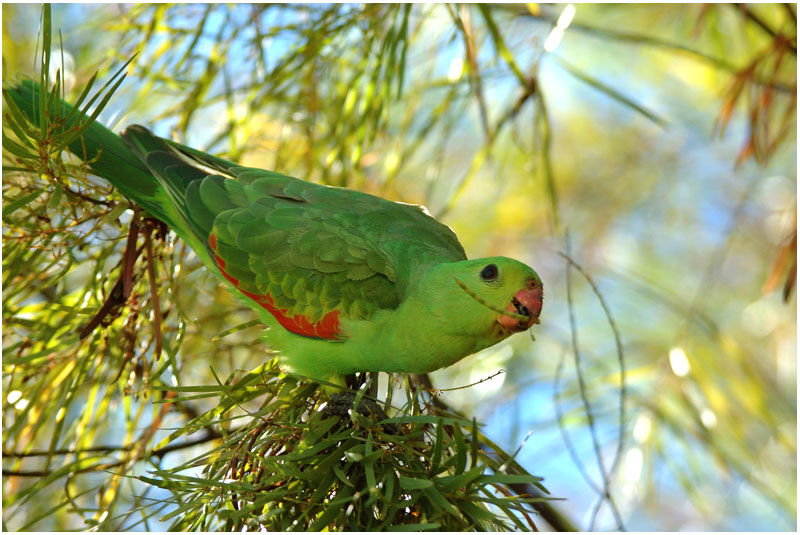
[497,278,543,333]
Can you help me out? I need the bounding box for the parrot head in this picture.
[418,256,543,343]
[462,257,543,337]
[490,264,543,335]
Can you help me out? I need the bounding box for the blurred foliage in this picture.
[2,2,797,532]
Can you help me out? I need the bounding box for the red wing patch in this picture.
[209,233,340,339]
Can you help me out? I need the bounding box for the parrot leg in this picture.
[323,390,388,420]
[322,373,398,434]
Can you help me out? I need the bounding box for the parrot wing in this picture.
[121,126,467,340]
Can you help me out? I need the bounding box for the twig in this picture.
[62,184,114,207]
[4,445,133,457]
[736,3,797,55]
[562,233,624,530]
[78,270,130,340]
[2,429,225,477]
[534,87,562,236]
[448,5,491,143]
[553,352,602,496]
[123,209,140,299]
[144,219,163,363]
[426,369,505,393]
[557,251,627,486]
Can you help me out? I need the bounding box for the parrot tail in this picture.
[5,80,179,228]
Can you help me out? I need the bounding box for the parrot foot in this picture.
[322,391,398,434]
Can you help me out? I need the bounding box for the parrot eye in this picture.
[480,264,498,281]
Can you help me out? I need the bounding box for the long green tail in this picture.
[5,80,182,227]
[5,80,242,267]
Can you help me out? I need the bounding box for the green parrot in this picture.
[7,81,543,384]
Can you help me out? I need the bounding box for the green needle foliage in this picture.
[134,365,547,531]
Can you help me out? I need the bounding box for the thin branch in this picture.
[558,251,627,482]
[78,271,128,340]
[562,233,624,530]
[533,86,562,237]
[4,445,133,457]
[62,184,114,207]
[3,469,50,477]
[426,369,505,393]
[736,3,797,55]
[2,429,225,475]
[143,219,163,364]
[122,209,140,299]
[448,4,491,143]
[553,352,602,496]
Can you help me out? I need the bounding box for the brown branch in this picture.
[736,3,797,55]
[62,184,114,207]
[3,469,52,477]
[77,244,146,340]
[449,4,491,143]
[78,215,149,341]
[3,445,133,457]
[143,220,163,362]
[493,79,537,140]
[2,429,225,477]
[123,210,141,299]
[78,276,126,340]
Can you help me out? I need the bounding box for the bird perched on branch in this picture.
[6,80,543,386]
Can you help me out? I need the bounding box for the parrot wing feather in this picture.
[120,126,466,340]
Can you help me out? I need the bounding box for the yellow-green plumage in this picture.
[7,80,543,382]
